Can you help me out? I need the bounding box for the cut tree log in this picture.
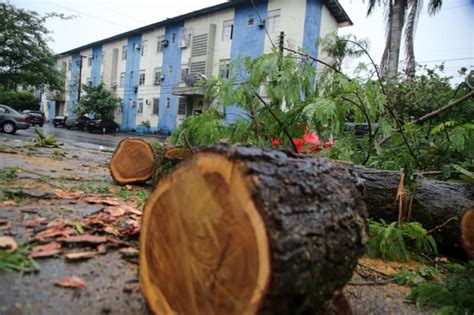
[140,146,368,315]
[352,166,474,259]
[110,139,154,185]
[109,138,192,185]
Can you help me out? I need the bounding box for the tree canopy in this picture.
[76,84,121,118]
[0,3,66,90]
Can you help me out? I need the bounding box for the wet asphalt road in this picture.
[0,123,167,151]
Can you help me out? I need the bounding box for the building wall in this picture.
[225,0,268,124]
[317,5,340,72]
[303,0,323,60]
[264,0,307,52]
[157,22,184,133]
[56,0,345,131]
[136,27,165,130]
[91,46,103,86]
[122,35,142,130]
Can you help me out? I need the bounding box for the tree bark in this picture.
[352,166,474,259]
[139,146,368,315]
[383,0,405,79]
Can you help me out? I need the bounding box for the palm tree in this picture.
[318,32,368,71]
[366,0,443,79]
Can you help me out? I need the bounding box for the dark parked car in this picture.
[0,105,30,134]
[66,116,91,130]
[22,110,45,127]
[53,116,68,128]
[87,118,120,133]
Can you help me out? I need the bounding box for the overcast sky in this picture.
[10,0,474,80]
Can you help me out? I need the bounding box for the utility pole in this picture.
[77,55,87,104]
[278,31,285,54]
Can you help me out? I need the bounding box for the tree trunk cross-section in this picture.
[140,146,368,315]
[109,139,155,185]
[109,138,192,185]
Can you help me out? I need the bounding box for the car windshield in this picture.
[3,106,20,115]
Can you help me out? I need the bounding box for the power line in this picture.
[43,1,131,29]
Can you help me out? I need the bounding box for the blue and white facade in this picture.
[43,0,351,132]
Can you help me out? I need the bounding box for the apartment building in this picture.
[42,0,351,133]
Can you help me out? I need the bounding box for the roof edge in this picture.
[58,0,352,56]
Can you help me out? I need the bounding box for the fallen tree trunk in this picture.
[352,166,474,259]
[109,139,191,185]
[140,146,368,315]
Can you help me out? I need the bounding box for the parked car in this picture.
[66,116,91,130]
[22,110,45,127]
[53,116,68,128]
[87,118,120,134]
[0,104,30,134]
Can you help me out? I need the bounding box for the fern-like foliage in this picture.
[367,220,437,261]
[171,109,227,146]
[409,261,474,314]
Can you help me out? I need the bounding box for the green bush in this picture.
[0,90,39,112]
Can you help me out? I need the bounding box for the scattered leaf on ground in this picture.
[58,234,108,244]
[0,236,17,252]
[23,217,47,227]
[103,206,126,217]
[83,196,120,206]
[54,276,86,289]
[64,251,97,261]
[31,242,61,258]
[0,201,17,207]
[119,247,139,257]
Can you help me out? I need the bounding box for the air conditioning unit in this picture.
[179,39,188,48]
[111,81,118,88]
[160,74,166,81]
[258,19,266,28]
[161,39,169,47]
[134,43,141,50]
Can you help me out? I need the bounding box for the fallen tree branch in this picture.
[415,90,474,124]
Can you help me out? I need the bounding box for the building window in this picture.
[67,60,72,71]
[248,15,255,27]
[137,99,144,114]
[267,9,281,33]
[168,65,173,75]
[219,59,231,79]
[152,97,159,115]
[122,45,127,60]
[119,72,125,88]
[166,97,171,108]
[141,41,148,57]
[222,20,233,41]
[139,70,146,86]
[88,55,93,67]
[172,33,176,43]
[157,35,165,52]
[101,51,105,64]
[154,68,162,85]
[178,97,187,115]
[180,65,189,82]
